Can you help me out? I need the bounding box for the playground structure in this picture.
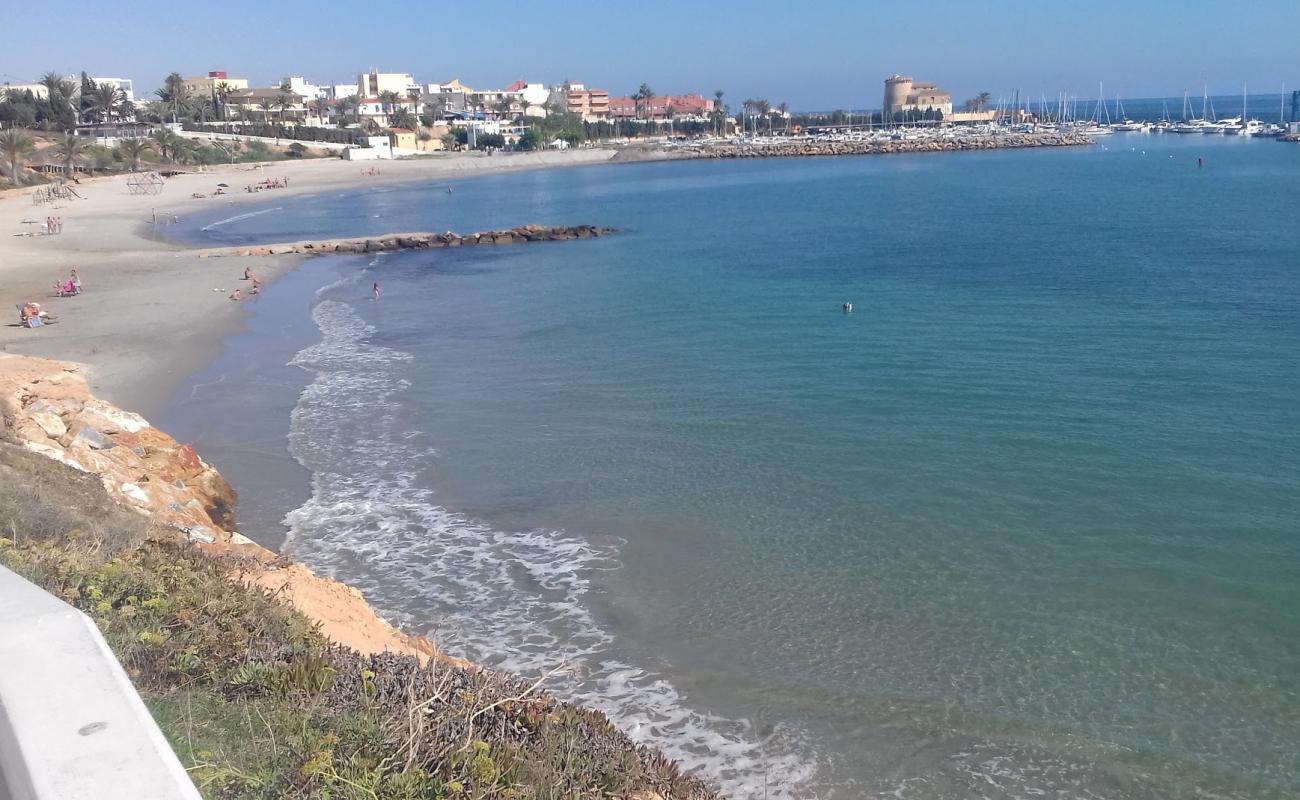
[30,184,81,205]
[126,171,165,195]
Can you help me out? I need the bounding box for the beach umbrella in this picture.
[216,182,229,187]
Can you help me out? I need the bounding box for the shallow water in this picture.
[166,135,1300,798]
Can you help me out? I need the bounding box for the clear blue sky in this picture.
[3,0,1297,109]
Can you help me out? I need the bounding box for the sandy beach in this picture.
[0,148,626,417]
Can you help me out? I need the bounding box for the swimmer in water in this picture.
[373,282,381,301]
[842,302,853,313]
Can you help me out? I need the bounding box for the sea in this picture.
[159,132,1300,799]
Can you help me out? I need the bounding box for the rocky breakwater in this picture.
[203,224,616,259]
[688,131,1094,159]
[0,353,446,666]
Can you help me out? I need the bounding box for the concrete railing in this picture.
[0,566,201,800]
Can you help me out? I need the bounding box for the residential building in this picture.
[883,75,953,116]
[1,82,49,99]
[387,128,418,150]
[347,95,419,128]
[505,80,551,116]
[282,76,325,100]
[182,71,249,97]
[609,93,715,121]
[327,83,359,100]
[1,76,133,103]
[553,82,609,121]
[226,88,306,123]
[357,71,418,98]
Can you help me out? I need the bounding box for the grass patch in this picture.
[0,440,718,799]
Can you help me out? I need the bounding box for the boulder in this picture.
[29,411,66,439]
[176,443,204,476]
[75,399,149,434]
[71,426,116,451]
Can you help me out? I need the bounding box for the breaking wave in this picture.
[282,298,818,797]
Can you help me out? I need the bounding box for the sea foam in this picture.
[282,298,818,797]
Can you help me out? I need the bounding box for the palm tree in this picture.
[39,72,67,103]
[150,128,182,162]
[778,101,790,134]
[257,100,274,125]
[117,138,152,171]
[337,95,360,127]
[213,81,235,127]
[53,133,88,178]
[493,95,513,121]
[378,90,401,116]
[976,92,991,112]
[170,137,191,165]
[635,83,654,121]
[275,93,293,125]
[92,83,123,123]
[155,73,190,123]
[390,108,417,130]
[713,90,725,135]
[0,129,36,185]
[40,72,79,128]
[756,99,771,135]
[114,138,150,172]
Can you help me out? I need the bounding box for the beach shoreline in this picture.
[0,148,627,417]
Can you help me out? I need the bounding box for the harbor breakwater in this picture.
[679,131,1094,159]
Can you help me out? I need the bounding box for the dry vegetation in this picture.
[0,439,719,800]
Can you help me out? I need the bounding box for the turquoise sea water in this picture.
[167,135,1300,798]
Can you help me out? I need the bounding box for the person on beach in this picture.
[373,282,381,301]
[228,289,242,301]
[243,266,253,281]
[70,269,81,293]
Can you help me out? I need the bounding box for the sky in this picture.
[3,0,1298,110]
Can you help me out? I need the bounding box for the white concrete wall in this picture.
[175,129,355,152]
[0,566,202,800]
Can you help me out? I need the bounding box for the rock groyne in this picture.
[203,224,616,259]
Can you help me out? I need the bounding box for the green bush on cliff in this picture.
[0,441,717,800]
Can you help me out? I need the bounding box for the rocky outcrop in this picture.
[199,224,616,259]
[674,131,1094,159]
[0,355,235,540]
[0,353,442,667]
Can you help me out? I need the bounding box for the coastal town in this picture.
[2,10,1300,794]
[4,67,1299,180]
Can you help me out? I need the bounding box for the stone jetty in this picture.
[679,131,1094,160]
[202,224,615,259]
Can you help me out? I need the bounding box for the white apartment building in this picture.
[357,71,418,98]
[282,76,325,100]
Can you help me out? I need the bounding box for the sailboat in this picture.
[1111,95,1149,131]
[1171,89,1212,133]
[1082,82,1115,134]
